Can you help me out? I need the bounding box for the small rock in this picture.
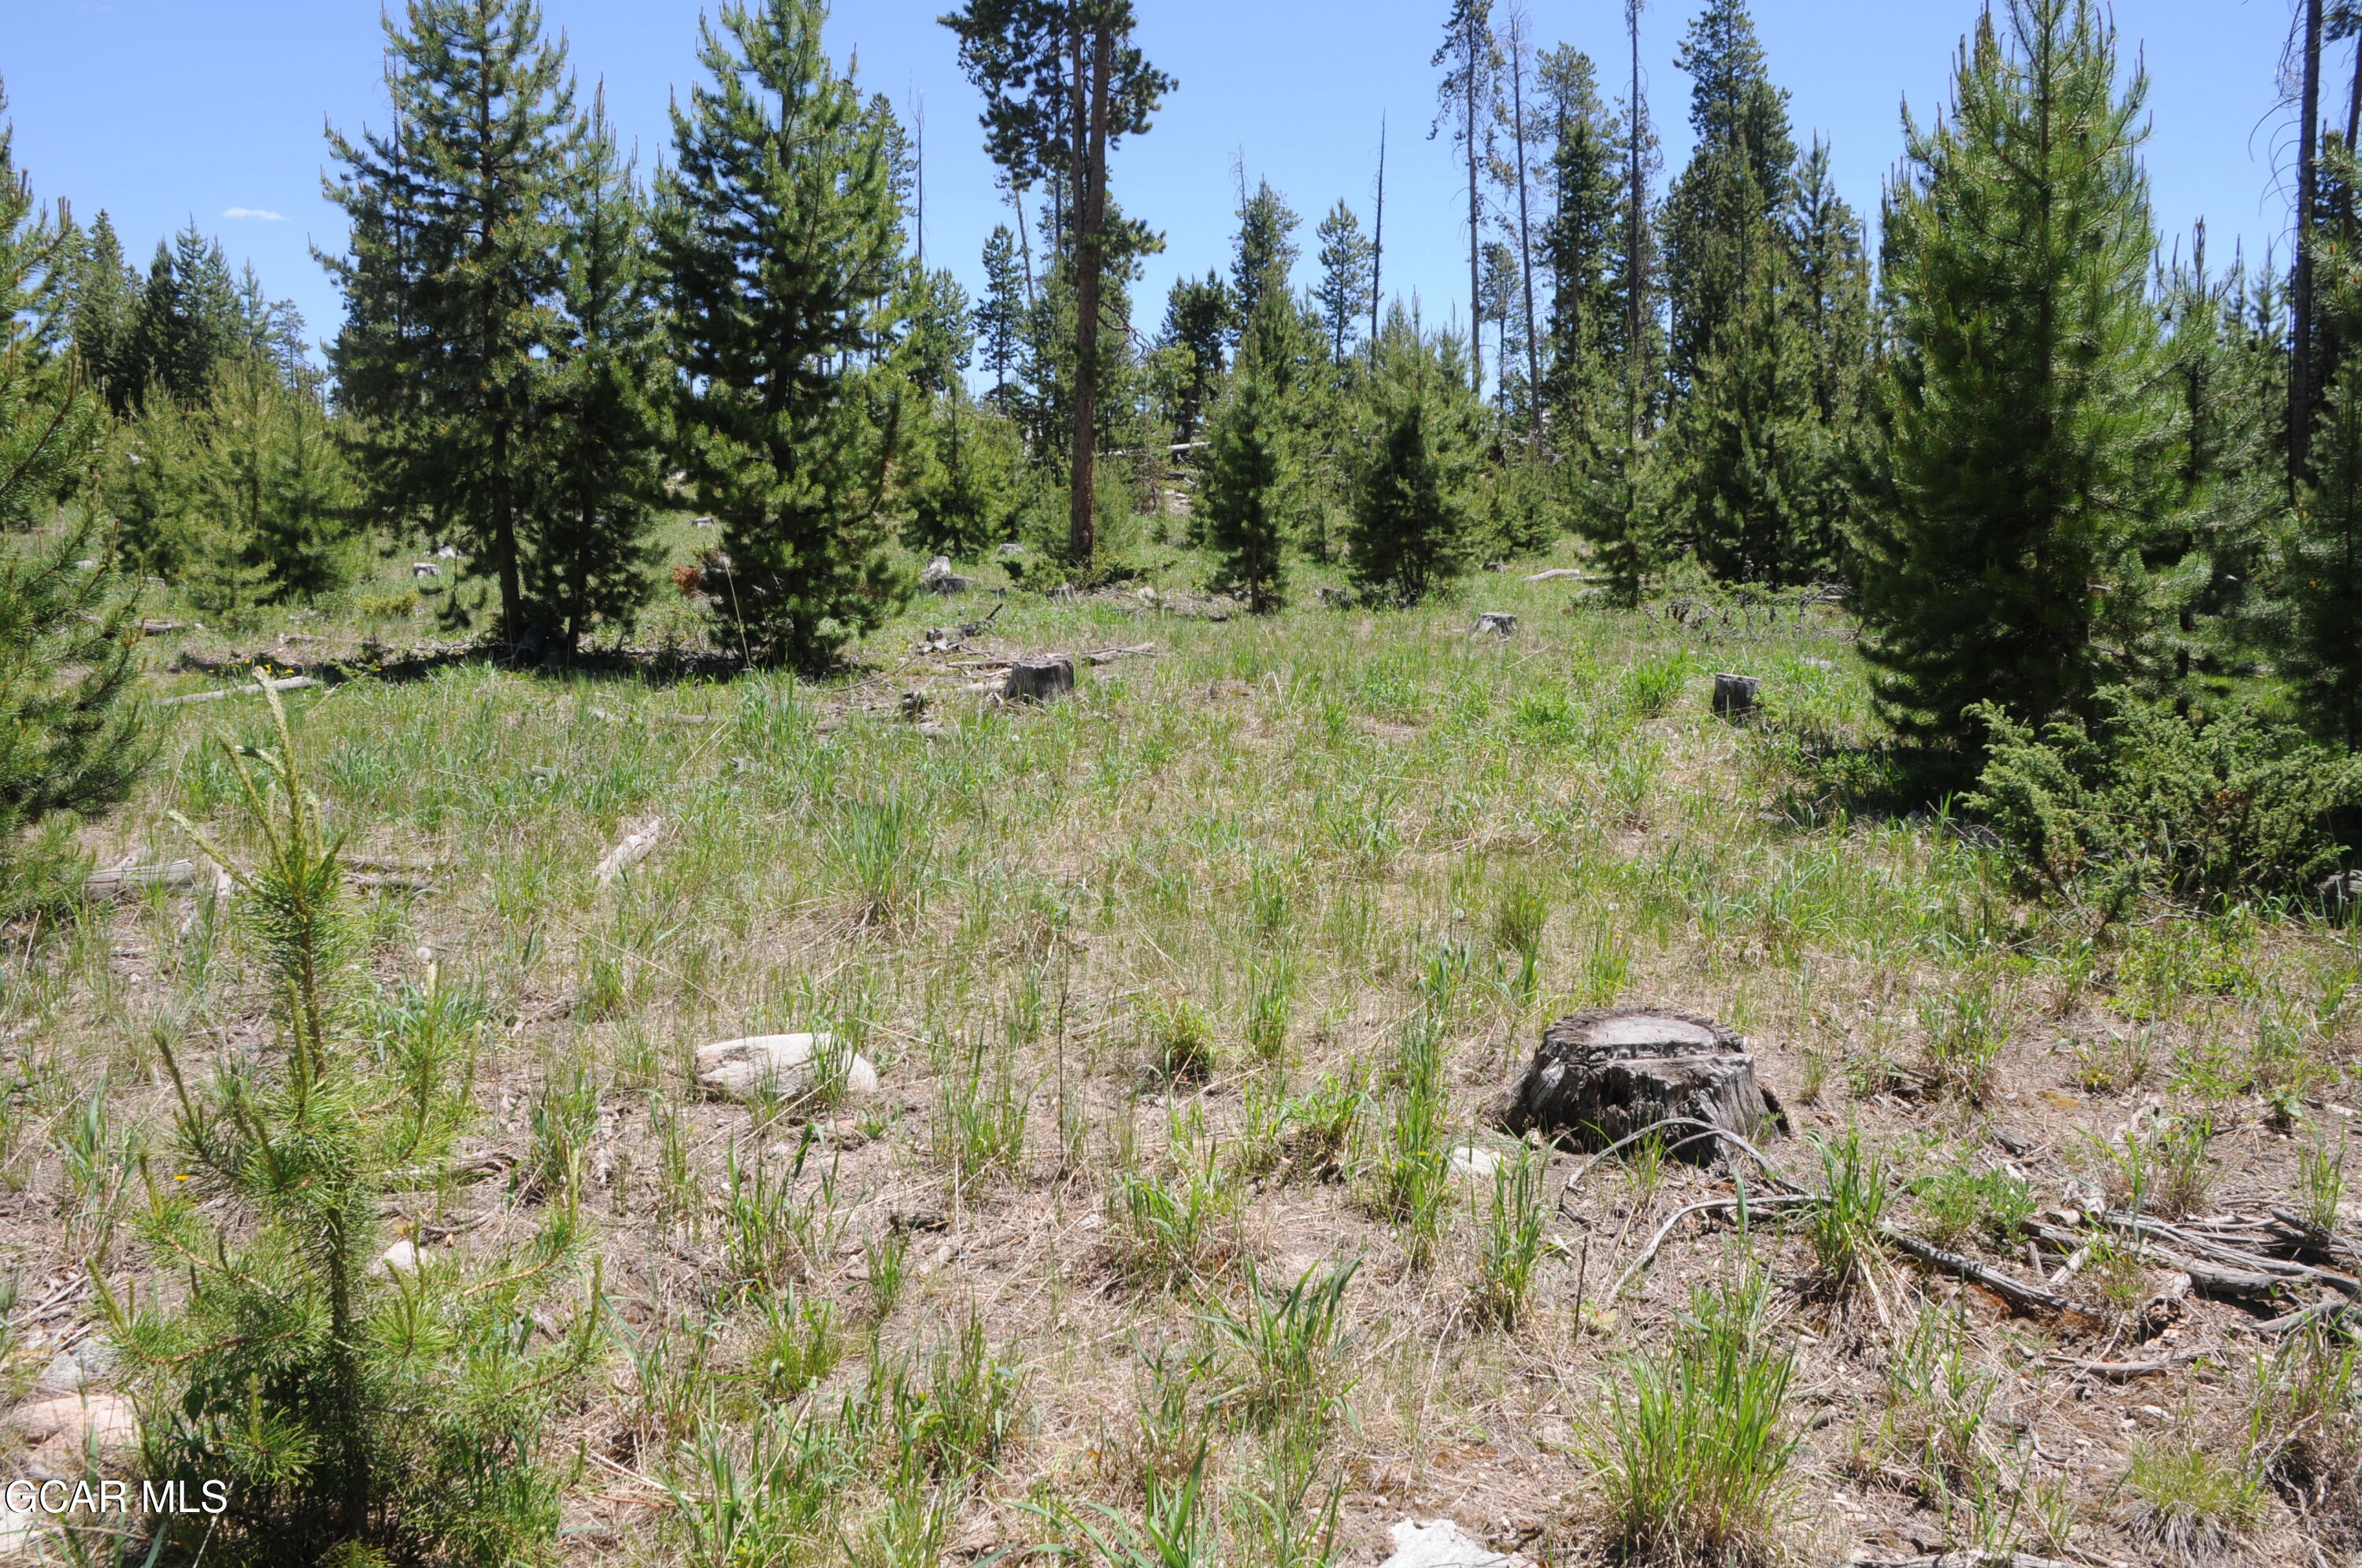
[33,1352,83,1396]
[10,1395,139,1452]
[411,561,442,579]
[1799,657,1835,671]
[1483,560,1507,573]
[696,1034,882,1102]
[1380,1519,1534,1568]
[381,1239,422,1276]
[690,516,717,530]
[2322,870,2362,917]
[1473,612,1517,638]
[1449,1145,1504,1181]
[920,556,955,582]
[997,542,1025,558]
[925,573,973,596]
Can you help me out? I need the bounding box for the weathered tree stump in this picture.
[1003,656,1075,703]
[1473,612,1518,637]
[1497,1007,1783,1160]
[1712,672,1760,719]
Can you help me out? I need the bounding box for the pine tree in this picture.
[943,0,1173,568]
[1858,0,2184,750]
[2289,356,2362,749]
[65,210,140,411]
[1537,46,1624,433]
[1201,363,1290,612]
[0,85,146,907]
[127,224,244,405]
[526,92,667,659]
[1313,201,1375,362]
[977,224,1028,411]
[658,0,910,671]
[1659,0,1795,394]
[323,0,579,651]
[1431,0,1501,393]
[1348,309,1485,605]
[1231,179,1301,349]
[1154,270,1230,443]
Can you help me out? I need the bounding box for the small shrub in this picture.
[933,1037,1028,1191]
[356,586,423,619]
[1493,882,1548,1006]
[1911,1162,2037,1251]
[1967,688,2362,904]
[1143,997,1217,1083]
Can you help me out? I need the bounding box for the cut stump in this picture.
[1004,656,1075,703]
[1472,612,1517,638]
[1712,673,1760,718]
[1497,1007,1782,1160]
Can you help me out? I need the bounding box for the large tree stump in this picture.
[1712,673,1761,718]
[1498,1007,1782,1161]
[1004,656,1075,703]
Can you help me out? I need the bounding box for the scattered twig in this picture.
[595,817,664,887]
[1882,1226,2093,1318]
[2037,1348,2218,1381]
[156,675,319,708]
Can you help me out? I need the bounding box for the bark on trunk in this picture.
[1068,28,1113,568]
[2296,0,2326,486]
[1498,1007,1782,1159]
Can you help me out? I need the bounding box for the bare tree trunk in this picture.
[1372,114,1386,350]
[1626,0,1646,445]
[1011,183,1036,311]
[1466,6,1483,394]
[2295,0,2325,487]
[1509,6,1541,443]
[1068,26,1113,568]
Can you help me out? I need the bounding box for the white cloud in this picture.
[221,207,287,222]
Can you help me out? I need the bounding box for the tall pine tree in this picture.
[324,0,578,652]
[1858,0,2184,749]
[1313,201,1375,362]
[658,0,910,671]
[526,92,667,659]
[977,224,1028,412]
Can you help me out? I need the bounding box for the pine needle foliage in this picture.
[1857,0,2184,752]
[1346,311,1483,607]
[1201,358,1291,613]
[115,683,597,1567]
[0,91,145,911]
[657,0,912,671]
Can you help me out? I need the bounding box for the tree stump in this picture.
[1473,612,1517,637]
[1004,656,1075,703]
[1712,672,1760,719]
[1498,1007,1783,1161]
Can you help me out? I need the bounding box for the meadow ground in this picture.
[6,527,2360,1567]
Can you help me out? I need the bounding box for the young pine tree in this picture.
[1314,201,1375,363]
[2289,355,2362,749]
[1154,270,1231,445]
[1857,0,2185,750]
[657,0,909,671]
[977,224,1028,412]
[0,93,145,908]
[324,0,578,652]
[1349,309,1485,605]
[525,94,667,659]
[65,209,142,412]
[126,223,244,406]
[1201,358,1292,612]
[123,686,596,1567]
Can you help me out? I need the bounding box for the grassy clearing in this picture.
[4,536,2360,1563]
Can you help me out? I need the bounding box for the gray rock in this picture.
[1380,1520,1534,1568]
[696,1034,881,1102]
[411,561,442,579]
[1473,612,1517,637]
[2323,870,2362,917]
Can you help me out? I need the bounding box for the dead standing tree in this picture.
[942,0,1173,569]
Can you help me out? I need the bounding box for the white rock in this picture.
[696,1034,881,1102]
[0,1501,46,1559]
[10,1394,139,1452]
[33,1352,83,1395]
[381,1239,422,1276]
[1448,1146,1505,1181]
[920,556,955,583]
[1381,1519,1535,1568]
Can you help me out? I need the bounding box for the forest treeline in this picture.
[2,0,2360,904]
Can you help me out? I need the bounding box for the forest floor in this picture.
[4,517,2360,1567]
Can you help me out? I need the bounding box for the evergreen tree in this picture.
[658,0,910,671]
[1313,201,1375,362]
[526,94,667,659]
[943,0,1173,568]
[1201,362,1290,612]
[1537,45,1624,434]
[905,390,1027,559]
[1348,308,1484,605]
[1857,0,2185,750]
[324,0,579,651]
[1659,0,1795,394]
[899,264,975,398]
[977,224,1027,410]
[128,224,244,405]
[0,84,145,907]
[1231,179,1301,350]
[1153,270,1230,443]
[1431,0,1501,392]
[2289,357,2362,749]
[65,210,141,412]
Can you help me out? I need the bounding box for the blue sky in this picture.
[0,0,2308,364]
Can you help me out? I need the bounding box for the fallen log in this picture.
[156,675,319,708]
[2037,1348,2217,1381]
[84,860,202,897]
[1880,1226,2090,1317]
[595,817,664,887]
